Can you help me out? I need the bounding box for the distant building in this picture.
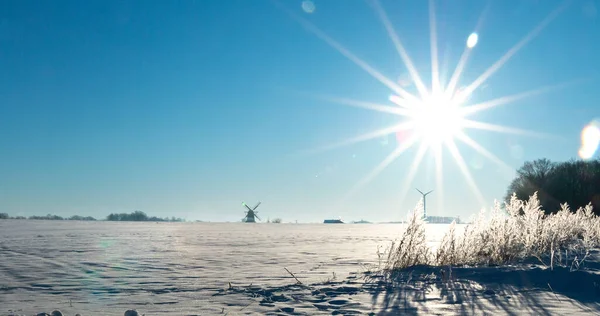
[324,219,344,224]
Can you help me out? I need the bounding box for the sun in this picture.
[283,0,575,211]
[403,93,466,146]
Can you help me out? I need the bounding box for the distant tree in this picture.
[131,211,148,221]
[106,211,143,221]
[69,215,96,221]
[505,158,600,214]
[272,218,282,223]
[13,216,26,220]
[105,211,184,222]
[28,214,64,220]
[0,213,8,219]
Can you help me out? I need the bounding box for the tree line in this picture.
[505,158,600,215]
[106,210,184,222]
[0,213,96,220]
[0,211,185,222]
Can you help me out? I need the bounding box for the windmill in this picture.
[242,202,261,223]
[416,189,433,219]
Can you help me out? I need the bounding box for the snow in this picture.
[1,220,599,315]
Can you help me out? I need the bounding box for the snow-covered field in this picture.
[1,220,599,315]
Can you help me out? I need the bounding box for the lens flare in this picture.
[579,120,600,160]
[467,33,479,48]
[302,1,315,14]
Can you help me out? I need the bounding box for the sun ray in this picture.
[439,42,452,89]
[462,119,557,138]
[455,132,513,172]
[433,142,444,215]
[370,0,429,98]
[282,88,418,114]
[317,95,412,116]
[341,136,418,203]
[272,0,419,103]
[456,1,571,104]
[301,122,414,156]
[461,79,587,117]
[445,1,491,97]
[396,143,430,212]
[272,2,417,104]
[445,140,487,207]
[278,0,573,218]
[389,95,418,109]
[428,0,441,94]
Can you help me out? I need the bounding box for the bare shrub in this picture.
[435,221,457,266]
[384,200,430,270]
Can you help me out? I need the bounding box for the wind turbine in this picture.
[416,189,433,219]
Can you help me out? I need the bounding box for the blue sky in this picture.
[0,0,598,222]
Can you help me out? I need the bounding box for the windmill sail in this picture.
[242,201,261,223]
